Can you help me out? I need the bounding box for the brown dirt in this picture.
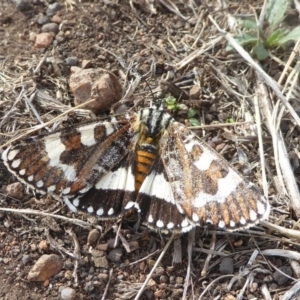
[1,0,300,299]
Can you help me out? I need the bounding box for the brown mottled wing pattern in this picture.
[160,122,270,231]
[2,114,137,216]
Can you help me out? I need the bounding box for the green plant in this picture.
[226,0,300,60]
[187,108,201,126]
[164,96,201,126]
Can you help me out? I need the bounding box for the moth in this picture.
[2,103,270,232]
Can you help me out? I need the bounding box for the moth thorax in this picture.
[135,141,157,193]
[137,106,173,137]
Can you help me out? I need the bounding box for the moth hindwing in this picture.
[2,103,270,232]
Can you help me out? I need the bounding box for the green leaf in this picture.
[164,95,177,105]
[189,118,201,126]
[237,18,258,30]
[226,32,259,51]
[265,28,288,47]
[253,42,269,60]
[266,0,291,30]
[187,108,198,119]
[277,26,300,45]
[226,118,235,123]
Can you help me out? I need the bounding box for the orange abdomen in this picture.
[135,148,157,192]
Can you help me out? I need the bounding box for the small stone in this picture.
[98,273,108,281]
[81,59,92,69]
[107,248,123,263]
[128,241,139,252]
[84,282,94,293]
[249,281,258,293]
[160,275,168,283]
[55,31,65,43]
[21,254,31,265]
[65,57,78,66]
[42,23,59,34]
[155,266,165,276]
[34,33,54,48]
[223,295,237,300]
[273,266,292,285]
[175,277,183,284]
[87,229,100,247]
[154,290,165,298]
[96,243,108,251]
[144,289,154,299]
[139,261,145,272]
[60,287,76,300]
[6,182,24,200]
[69,68,122,114]
[38,240,49,251]
[30,243,37,252]
[91,250,105,258]
[189,85,200,98]
[46,2,64,17]
[13,0,32,11]
[27,254,63,282]
[29,31,37,42]
[64,270,72,280]
[93,256,109,269]
[107,238,118,248]
[219,257,234,274]
[51,14,62,23]
[37,14,50,25]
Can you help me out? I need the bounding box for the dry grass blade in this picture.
[134,233,176,300]
[101,269,113,300]
[159,0,189,20]
[176,36,223,69]
[261,283,272,300]
[198,274,234,300]
[281,281,300,300]
[0,207,101,230]
[261,220,300,239]
[182,229,195,300]
[256,76,300,216]
[254,94,268,196]
[261,249,300,261]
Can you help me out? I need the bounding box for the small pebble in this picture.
[155,266,165,276]
[13,0,32,11]
[87,229,100,247]
[60,287,76,300]
[93,256,108,269]
[219,257,234,274]
[42,23,59,33]
[52,14,62,23]
[273,266,292,285]
[6,182,24,200]
[65,56,78,66]
[175,277,183,284]
[35,32,54,48]
[46,2,64,17]
[37,14,50,25]
[27,254,63,281]
[160,275,168,283]
[21,254,31,265]
[107,248,123,263]
[84,281,94,293]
